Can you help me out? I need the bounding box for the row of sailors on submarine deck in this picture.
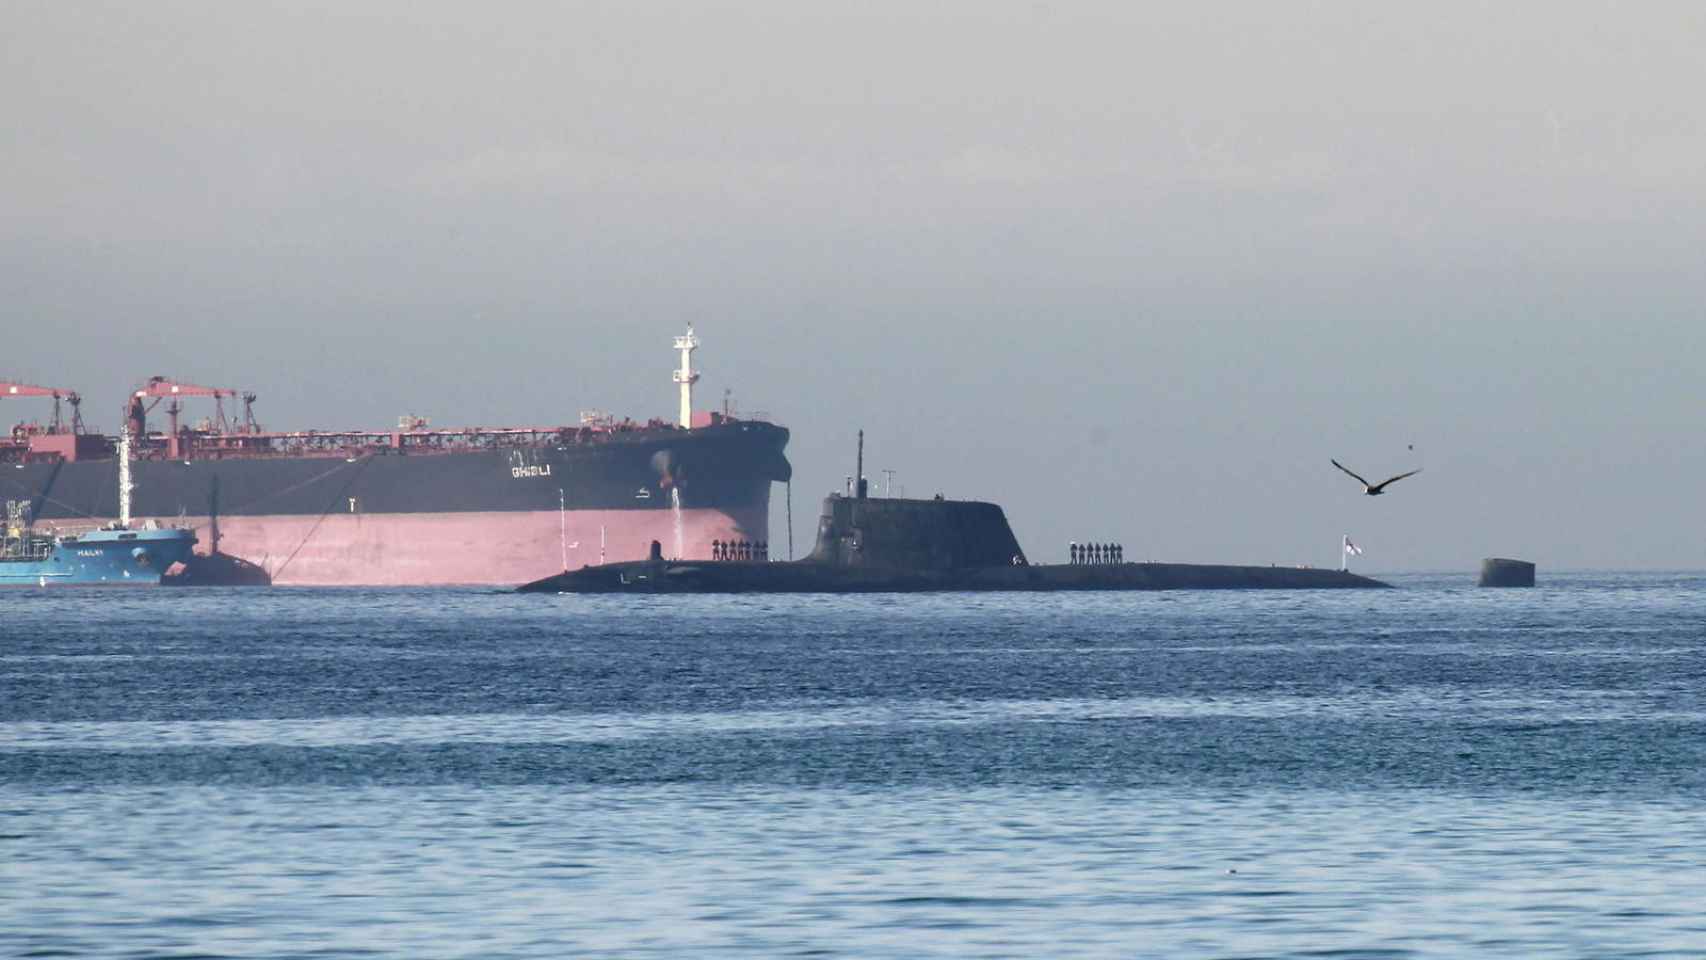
[1069,542,1124,565]
[713,539,767,562]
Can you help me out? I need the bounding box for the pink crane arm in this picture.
[133,376,238,399]
[3,381,78,399]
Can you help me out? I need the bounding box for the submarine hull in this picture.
[519,560,1386,593]
[517,493,1389,594]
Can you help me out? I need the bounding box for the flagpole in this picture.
[1341,534,1348,572]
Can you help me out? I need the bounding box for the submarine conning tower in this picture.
[807,494,1025,570]
[806,429,1025,571]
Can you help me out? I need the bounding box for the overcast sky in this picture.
[5,1,1704,569]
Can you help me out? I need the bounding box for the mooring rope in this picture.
[269,456,375,582]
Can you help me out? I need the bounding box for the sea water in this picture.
[3,573,1705,957]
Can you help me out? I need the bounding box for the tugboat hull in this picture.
[0,527,198,586]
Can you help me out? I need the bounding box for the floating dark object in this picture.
[162,550,272,586]
[1479,558,1536,588]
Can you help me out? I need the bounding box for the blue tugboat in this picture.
[1,432,197,586]
[1,516,198,586]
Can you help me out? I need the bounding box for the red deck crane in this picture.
[2,381,84,435]
[129,377,259,458]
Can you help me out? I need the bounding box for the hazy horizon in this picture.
[6,1,1704,571]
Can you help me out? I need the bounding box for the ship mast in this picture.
[117,429,133,529]
[672,325,700,428]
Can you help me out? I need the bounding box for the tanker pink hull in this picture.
[141,507,769,586]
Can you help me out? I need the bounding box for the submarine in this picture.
[517,435,1386,594]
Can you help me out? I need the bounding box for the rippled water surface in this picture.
[5,573,1706,957]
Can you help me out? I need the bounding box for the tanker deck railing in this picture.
[124,421,706,461]
[8,416,776,464]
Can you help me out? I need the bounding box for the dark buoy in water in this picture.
[1479,558,1535,587]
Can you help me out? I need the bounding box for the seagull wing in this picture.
[1330,459,1371,487]
[1369,468,1422,493]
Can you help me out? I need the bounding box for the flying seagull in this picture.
[1331,459,1421,496]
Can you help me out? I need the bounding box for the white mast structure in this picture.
[117,429,133,529]
[673,325,700,428]
[1341,534,1363,571]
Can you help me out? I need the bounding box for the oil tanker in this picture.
[1,329,791,585]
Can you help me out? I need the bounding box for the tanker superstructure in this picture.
[0,329,791,585]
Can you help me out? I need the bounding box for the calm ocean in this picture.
[4,574,1705,958]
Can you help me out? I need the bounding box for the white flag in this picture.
[1344,537,1364,556]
